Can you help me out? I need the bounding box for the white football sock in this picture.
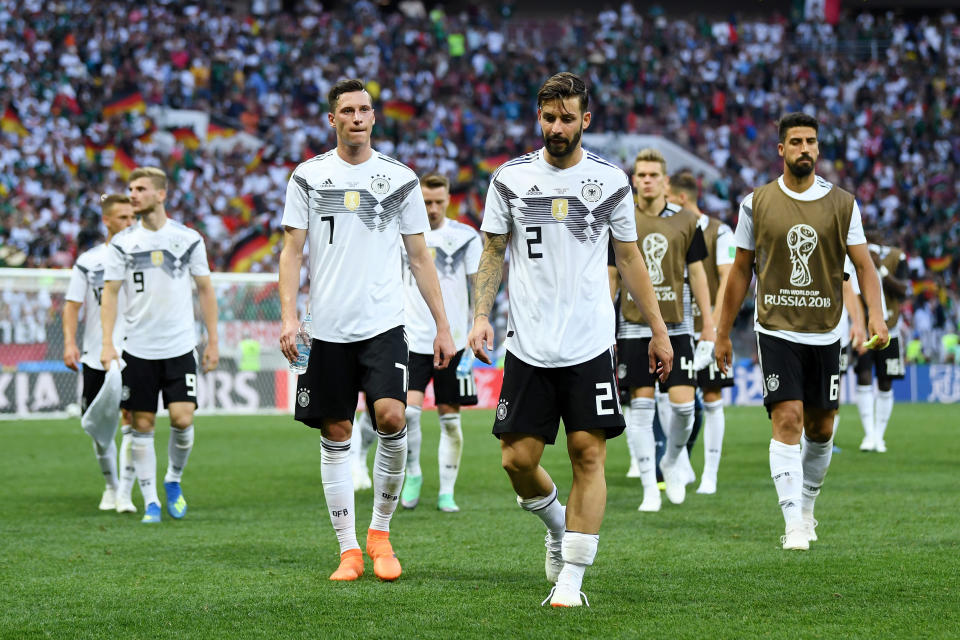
[622,403,638,463]
[856,384,875,439]
[664,401,695,467]
[701,400,725,478]
[517,484,565,537]
[875,390,894,442]
[627,397,657,489]
[353,411,377,466]
[117,425,135,499]
[437,413,462,495]
[131,431,159,507]
[769,439,803,526]
[801,431,834,520]
[321,436,359,553]
[92,438,118,490]
[164,425,194,483]
[555,531,598,594]
[370,427,407,532]
[404,405,423,477]
[656,390,672,434]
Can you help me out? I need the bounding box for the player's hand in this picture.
[865,316,890,351]
[64,343,80,372]
[850,323,867,355]
[715,332,733,374]
[100,343,118,371]
[693,340,715,371]
[433,327,456,369]
[649,332,673,383]
[202,342,219,372]
[468,315,495,365]
[279,317,300,363]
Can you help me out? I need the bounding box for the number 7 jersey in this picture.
[104,219,210,360]
[481,148,637,367]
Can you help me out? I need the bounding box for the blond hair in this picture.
[128,166,167,190]
[100,193,131,214]
[634,148,667,174]
[419,173,450,192]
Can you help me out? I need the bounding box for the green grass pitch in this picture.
[2,404,958,639]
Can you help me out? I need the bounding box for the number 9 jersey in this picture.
[104,219,210,359]
[481,149,637,368]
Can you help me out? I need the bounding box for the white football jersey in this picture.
[281,150,429,343]
[403,219,481,354]
[104,219,210,359]
[482,148,637,367]
[735,175,866,346]
[65,243,128,370]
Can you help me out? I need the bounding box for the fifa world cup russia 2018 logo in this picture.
[642,233,668,285]
[787,224,818,287]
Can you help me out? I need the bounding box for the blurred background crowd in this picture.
[1,0,958,362]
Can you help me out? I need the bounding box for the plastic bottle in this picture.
[289,312,312,375]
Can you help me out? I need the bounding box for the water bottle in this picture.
[289,312,312,375]
[456,347,474,377]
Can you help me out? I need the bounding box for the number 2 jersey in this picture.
[482,148,637,368]
[104,219,210,360]
[281,150,429,343]
[65,243,128,371]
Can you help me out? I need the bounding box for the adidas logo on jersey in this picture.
[525,185,542,196]
[321,178,334,187]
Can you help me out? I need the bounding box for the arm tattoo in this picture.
[473,232,510,318]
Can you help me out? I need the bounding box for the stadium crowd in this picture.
[1,0,959,360]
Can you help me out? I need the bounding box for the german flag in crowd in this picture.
[246,147,264,171]
[226,231,281,272]
[478,154,509,173]
[112,147,137,180]
[456,165,475,184]
[926,256,953,272]
[207,116,237,141]
[102,91,146,119]
[230,194,256,221]
[169,127,200,150]
[383,100,415,122]
[1,105,27,137]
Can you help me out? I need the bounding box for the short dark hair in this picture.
[669,172,698,200]
[537,72,589,114]
[420,173,450,192]
[778,112,819,142]
[328,79,366,113]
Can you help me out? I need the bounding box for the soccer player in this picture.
[854,234,908,452]
[63,194,136,512]
[715,113,888,550]
[399,173,482,513]
[278,79,455,582]
[665,171,735,495]
[100,167,220,524]
[612,149,715,511]
[468,72,672,607]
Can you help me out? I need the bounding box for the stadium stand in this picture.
[0,1,958,361]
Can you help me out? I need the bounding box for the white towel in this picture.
[81,360,123,449]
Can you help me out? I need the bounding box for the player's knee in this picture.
[501,448,538,476]
[569,442,605,475]
[878,379,892,392]
[375,406,405,434]
[170,413,193,429]
[133,415,155,432]
[856,370,872,386]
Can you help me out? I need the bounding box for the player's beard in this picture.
[786,154,815,178]
[542,126,582,159]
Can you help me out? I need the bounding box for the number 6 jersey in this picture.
[104,219,210,359]
[481,148,637,368]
